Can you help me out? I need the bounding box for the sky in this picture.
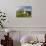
[16,6,32,11]
[16,3,32,11]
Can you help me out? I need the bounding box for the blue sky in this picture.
[22,6,32,11]
[16,6,32,11]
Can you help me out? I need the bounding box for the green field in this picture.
[16,9,32,17]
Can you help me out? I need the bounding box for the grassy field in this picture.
[16,9,32,17]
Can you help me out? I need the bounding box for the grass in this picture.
[16,9,32,17]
